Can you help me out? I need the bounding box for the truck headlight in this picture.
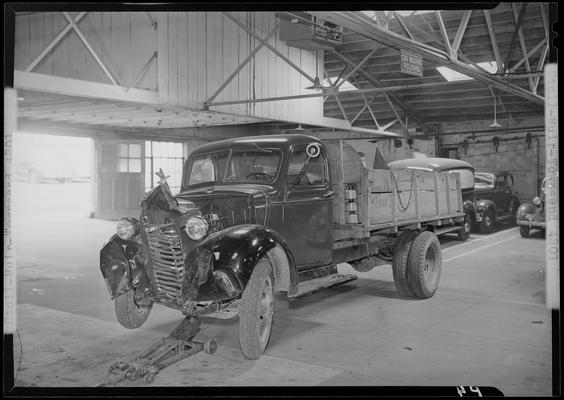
[533,196,541,206]
[185,216,208,241]
[116,218,137,240]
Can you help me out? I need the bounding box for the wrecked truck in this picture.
[100,134,466,360]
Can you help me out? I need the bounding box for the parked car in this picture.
[388,157,476,241]
[516,177,548,238]
[473,170,520,233]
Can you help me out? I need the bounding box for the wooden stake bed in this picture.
[325,140,464,241]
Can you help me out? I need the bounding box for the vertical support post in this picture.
[434,172,440,219]
[544,64,559,310]
[391,170,397,225]
[414,171,420,221]
[445,172,451,215]
[4,88,17,335]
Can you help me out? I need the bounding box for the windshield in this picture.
[448,169,474,190]
[184,148,282,187]
[474,173,495,188]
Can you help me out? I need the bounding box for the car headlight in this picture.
[116,218,137,241]
[185,216,208,241]
[533,196,542,206]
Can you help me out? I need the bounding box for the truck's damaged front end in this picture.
[100,174,245,325]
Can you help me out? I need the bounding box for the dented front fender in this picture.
[100,234,129,299]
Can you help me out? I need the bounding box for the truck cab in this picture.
[180,135,334,269]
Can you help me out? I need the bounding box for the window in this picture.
[287,148,327,187]
[324,77,358,92]
[448,169,474,190]
[437,61,498,82]
[145,141,184,194]
[475,173,494,188]
[185,148,282,187]
[496,175,506,187]
[117,143,142,173]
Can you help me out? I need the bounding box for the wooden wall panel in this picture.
[15,11,157,89]
[15,11,324,123]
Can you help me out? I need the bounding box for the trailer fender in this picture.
[184,225,298,300]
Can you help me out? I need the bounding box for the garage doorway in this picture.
[12,132,94,222]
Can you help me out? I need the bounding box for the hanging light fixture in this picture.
[489,88,502,128]
[306,50,327,90]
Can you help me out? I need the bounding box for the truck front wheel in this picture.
[392,230,417,297]
[407,231,442,299]
[115,288,153,329]
[239,259,274,360]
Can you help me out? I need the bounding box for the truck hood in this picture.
[175,184,277,229]
[176,183,276,201]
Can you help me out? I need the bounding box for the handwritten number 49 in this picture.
[457,386,483,397]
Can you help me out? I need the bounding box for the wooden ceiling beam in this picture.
[503,3,528,73]
[329,49,427,133]
[483,10,504,72]
[313,11,544,105]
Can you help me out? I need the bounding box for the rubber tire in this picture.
[519,225,530,238]
[392,230,417,297]
[478,209,495,234]
[115,289,153,329]
[406,231,442,299]
[508,197,520,226]
[204,337,218,354]
[457,214,471,241]
[238,259,274,360]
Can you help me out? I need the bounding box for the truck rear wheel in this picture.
[239,259,274,360]
[115,288,153,329]
[406,231,442,299]
[392,230,417,297]
[519,225,530,238]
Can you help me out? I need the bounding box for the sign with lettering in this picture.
[400,49,423,77]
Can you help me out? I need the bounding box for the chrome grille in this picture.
[145,223,184,304]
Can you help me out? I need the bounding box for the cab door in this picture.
[493,174,511,213]
[280,145,333,269]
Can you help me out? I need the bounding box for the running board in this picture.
[288,273,357,300]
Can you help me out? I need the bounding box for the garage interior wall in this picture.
[437,118,546,201]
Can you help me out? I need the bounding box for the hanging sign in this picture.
[400,49,423,77]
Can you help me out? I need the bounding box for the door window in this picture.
[117,144,142,173]
[496,175,506,188]
[287,148,327,187]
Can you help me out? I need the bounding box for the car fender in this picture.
[516,203,538,221]
[100,234,152,299]
[100,234,129,298]
[183,224,298,300]
[474,199,496,219]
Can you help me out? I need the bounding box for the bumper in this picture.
[517,219,546,228]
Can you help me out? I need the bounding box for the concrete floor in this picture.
[10,182,552,395]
